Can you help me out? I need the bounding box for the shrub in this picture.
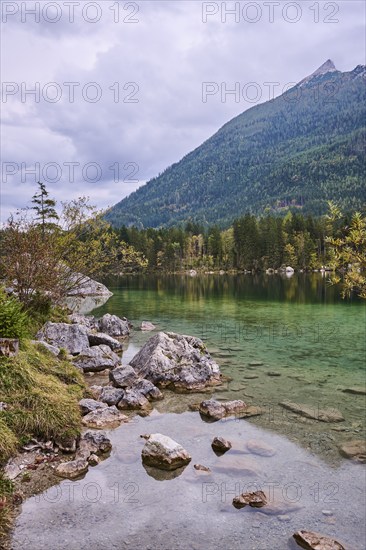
[0,289,29,339]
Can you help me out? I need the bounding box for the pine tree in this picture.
[31,181,59,236]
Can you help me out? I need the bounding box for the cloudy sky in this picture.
[1,0,365,222]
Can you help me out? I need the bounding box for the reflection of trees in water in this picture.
[99,274,349,322]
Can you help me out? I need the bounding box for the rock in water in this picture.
[81,406,128,428]
[79,398,108,416]
[342,387,366,395]
[73,345,120,372]
[88,332,123,351]
[199,399,262,421]
[141,433,191,471]
[141,321,156,331]
[68,313,98,330]
[194,464,211,472]
[279,401,344,422]
[78,430,112,459]
[36,322,89,355]
[130,332,222,391]
[232,491,267,509]
[67,274,112,296]
[118,389,150,410]
[98,313,130,337]
[339,439,366,463]
[55,458,89,479]
[99,387,125,406]
[246,439,276,457]
[293,530,345,550]
[211,436,232,453]
[109,365,139,388]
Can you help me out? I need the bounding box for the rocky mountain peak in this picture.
[298,59,338,87]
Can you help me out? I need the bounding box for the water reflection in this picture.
[101,273,358,306]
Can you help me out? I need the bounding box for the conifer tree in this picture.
[31,181,59,236]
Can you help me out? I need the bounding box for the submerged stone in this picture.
[293,530,345,550]
[279,401,344,422]
[199,399,262,421]
[339,439,366,463]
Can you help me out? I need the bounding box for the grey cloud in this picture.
[1,0,365,222]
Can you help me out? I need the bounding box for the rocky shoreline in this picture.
[2,297,365,549]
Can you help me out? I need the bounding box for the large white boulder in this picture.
[130,332,222,391]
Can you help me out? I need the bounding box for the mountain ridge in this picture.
[106,62,366,228]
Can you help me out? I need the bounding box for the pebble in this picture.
[322,510,333,516]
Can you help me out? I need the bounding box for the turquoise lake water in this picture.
[12,274,366,549]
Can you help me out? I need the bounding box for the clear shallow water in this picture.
[13,274,366,549]
[12,413,366,549]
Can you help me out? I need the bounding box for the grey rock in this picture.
[88,332,123,351]
[199,399,262,421]
[79,398,108,416]
[141,321,156,331]
[339,439,366,462]
[211,436,232,453]
[194,464,211,472]
[293,530,345,550]
[342,386,366,395]
[89,385,103,399]
[81,406,128,428]
[54,435,77,453]
[132,379,163,400]
[109,365,139,388]
[141,433,192,471]
[279,401,344,422]
[233,490,267,509]
[67,274,113,297]
[37,322,89,355]
[99,387,125,406]
[77,430,112,459]
[0,338,19,357]
[68,313,98,330]
[55,458,89,479]
[98,313,130,337]
[73,345,120,372]
[130,331,222,391]
[117,389,150,410]
[32,340,60,356]
[246,439,276,457]
[88,454,100,466]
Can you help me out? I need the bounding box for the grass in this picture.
[0,340,86,540]
[0,341,85,452]
[0,471,14,541]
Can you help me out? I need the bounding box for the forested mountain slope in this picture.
[106,61,366,228]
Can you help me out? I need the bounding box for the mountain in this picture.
[106,62,366,228]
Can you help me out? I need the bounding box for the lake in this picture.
[12,274,366,549]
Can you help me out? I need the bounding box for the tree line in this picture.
[110,209,358,273]
[0,183,365,307]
